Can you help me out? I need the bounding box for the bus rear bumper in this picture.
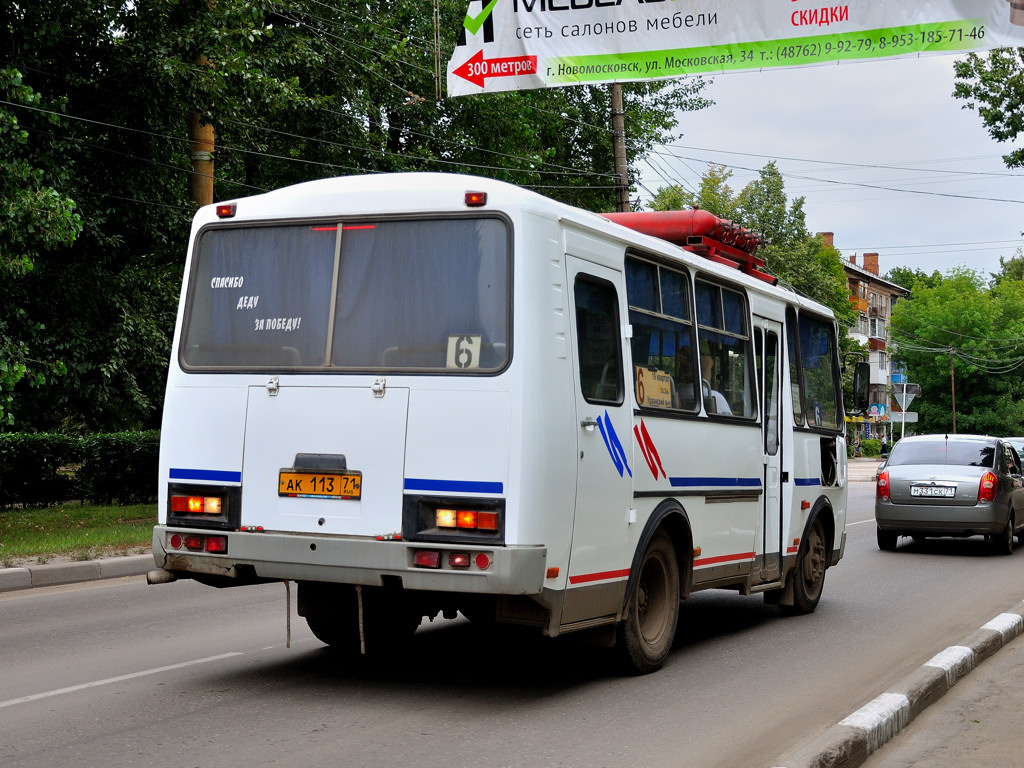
[152,526,547,595]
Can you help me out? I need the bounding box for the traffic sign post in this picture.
[894,383,922,440]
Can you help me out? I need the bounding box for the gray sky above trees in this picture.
[640,54,1024,279]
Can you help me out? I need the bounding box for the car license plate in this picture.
[278,471,362,499]
[911,485,955,498]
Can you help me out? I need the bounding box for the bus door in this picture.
[755,318,783,582]
[565,257,632,612]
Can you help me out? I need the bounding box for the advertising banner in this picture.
[448,0,1024,96]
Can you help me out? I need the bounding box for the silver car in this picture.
[875,434,1024,553]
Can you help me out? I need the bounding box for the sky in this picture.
[637,53,1024,282]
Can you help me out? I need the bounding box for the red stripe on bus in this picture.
[568,568,631,585]
[694,552,756,567]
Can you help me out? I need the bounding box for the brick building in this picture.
[822,233,909,443]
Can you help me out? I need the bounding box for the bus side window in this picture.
[695,279,755,418]
[625,255,698,412]
[575,276,623,405]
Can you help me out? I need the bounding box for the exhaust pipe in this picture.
[147,569,178,585]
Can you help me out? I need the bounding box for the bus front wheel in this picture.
[616,530,680,674]
[781,516,827,615]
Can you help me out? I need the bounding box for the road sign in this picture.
[896,411,918,423]
[893,383,921,410]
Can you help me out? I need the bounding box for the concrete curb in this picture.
[0,554,153,593]
[773,601,1024,768]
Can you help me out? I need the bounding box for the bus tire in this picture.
[781,516,827,615]
[305,587,420,655]
[616,530,680,674]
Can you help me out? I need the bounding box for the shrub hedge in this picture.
[0,431,159,508]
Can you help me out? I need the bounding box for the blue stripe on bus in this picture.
[170,468,242,483]
[668,477,762,488]
[404,478,504,494]
[794,477,822,486]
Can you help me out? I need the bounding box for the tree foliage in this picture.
[889,268,1024,436]
[0,0,710,432]
[650,162,853,325]
[953,48,1024,168]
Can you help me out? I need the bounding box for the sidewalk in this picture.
[0,553,153,592]
[774,457,1024,768]
[773,602,1024,767]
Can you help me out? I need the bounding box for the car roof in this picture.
[898,434,995,444]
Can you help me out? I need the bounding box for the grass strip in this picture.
[0,503,154,567]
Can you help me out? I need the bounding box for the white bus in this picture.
[150,173,858,673]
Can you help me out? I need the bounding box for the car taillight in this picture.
[877,469,890,501]
[979,471,997,503]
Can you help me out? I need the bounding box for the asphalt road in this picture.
[3,477,1024,768]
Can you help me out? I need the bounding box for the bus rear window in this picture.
[181,217,509,372]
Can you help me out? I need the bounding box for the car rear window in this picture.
[887,440,995,468]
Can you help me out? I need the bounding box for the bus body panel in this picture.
[240,384,409,537]
[158,384,246,506]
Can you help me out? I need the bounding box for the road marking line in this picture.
[846,518,875,527]
[0,652,243,709]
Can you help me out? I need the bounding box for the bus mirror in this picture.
[853,361,870,413]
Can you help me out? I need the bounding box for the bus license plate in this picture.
[278,471,362,499]
[911,485,954,498]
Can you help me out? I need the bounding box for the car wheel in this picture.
[616,530,680,674]
[780,517,828,615]
[877,527,898,552]
[994,512,1015,556]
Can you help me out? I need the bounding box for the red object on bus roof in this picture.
[602,210,776,285]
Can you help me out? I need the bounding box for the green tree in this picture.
[0,0,710,431]
[884,266,942,294]
[953,48,1024,168]
[0,68,81,427]
[649,162,852,324]
[889,267,1024,435]
[991,249,1024,289]
[650,163,738,219]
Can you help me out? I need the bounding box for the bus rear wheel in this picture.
[616,530,680,674]
[303,585,421,655]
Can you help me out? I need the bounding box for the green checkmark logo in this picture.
[464,0,500,36]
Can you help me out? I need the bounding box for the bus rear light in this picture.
[465,191,487,207]
[448,552,471,568]
[204,536,228,553]
[171,495,224,514]
[475,553,491,570]
[169,534,183,549]
[436,508,499,532]
[414,550,441,568]
[183,535,204,551]
[476,511,499,531]
[215,203,236,218]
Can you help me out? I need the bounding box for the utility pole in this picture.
[611,83,629,213]
[188,108,214,207]
[949,348,957,434]
[189,1,214,208]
